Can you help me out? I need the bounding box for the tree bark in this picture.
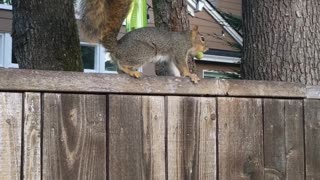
[152,0,196,75]
[242,0,320,85]
[12,0,83,71]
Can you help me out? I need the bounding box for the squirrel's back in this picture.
[118,27,192,51]
[80,0,132,50]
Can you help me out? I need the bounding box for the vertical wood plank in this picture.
[42,94,106,180]
[264,99,304,180]
[218,97,264,180]
[23,93,41,180]
[284,100,304,180]
[0,93,22,180]
[167,97,216,180]
[141,96,166,179]
[108,95,166,180]
[305,99,320,180]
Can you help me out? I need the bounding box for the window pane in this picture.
[81,45,95,69]
[0,35,2,66]
[105,61,117,71]
[204,71,241,79]
[105,53,117,72]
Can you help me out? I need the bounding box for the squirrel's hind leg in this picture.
[118,64,142,78]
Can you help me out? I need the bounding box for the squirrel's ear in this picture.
[192,25,199,40]
[192,25,199,32]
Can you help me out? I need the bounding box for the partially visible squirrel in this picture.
[80,0,208,83]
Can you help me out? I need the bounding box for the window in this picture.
[80,42,117,73]
[0,33,117,73]
[105,53,117,72]
[81,43,98,72]
[0,33,16,68]
[0,34,3,67]
[0,0,11,4]
[0,0,12,10]
[203,70,240,79]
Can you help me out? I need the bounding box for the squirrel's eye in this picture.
[200,36,205,42]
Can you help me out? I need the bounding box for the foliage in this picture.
[0,0,12,5]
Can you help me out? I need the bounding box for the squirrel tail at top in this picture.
[80,0,132,51]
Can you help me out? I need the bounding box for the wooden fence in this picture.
[0,69,319,180]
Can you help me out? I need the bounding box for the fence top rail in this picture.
[0,69,318,98]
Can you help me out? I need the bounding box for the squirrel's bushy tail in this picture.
[80,0,132,51]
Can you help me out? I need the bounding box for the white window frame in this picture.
[198,54,241,64]
[0,4,12,10]
[81,42,100,73]
[0,0,12,10]
[80,42,117,74]
[0,34,4,67]
[0,33,17,68]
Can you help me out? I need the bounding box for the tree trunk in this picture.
[152,0,196,75]
[242,0,320,85]
[12,0,83,71]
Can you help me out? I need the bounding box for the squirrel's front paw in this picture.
[189,74,200,83]
[129,71,142,78]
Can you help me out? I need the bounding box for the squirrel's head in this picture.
[190,25,209,57]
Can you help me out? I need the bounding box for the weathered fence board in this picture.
[109,95,166,180]
[23,93,41,180]
[42,94,107,180]
[0,93,22,180]
[141,96,166,180]
[264,99,304,180]
[0,69,306,98]
[218,97,264,180]
[167,97,217,180]
[0,70,319,180]
[282,100,304,180]
[304,99,320,180]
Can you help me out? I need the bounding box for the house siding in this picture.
[117,1,240,52]
[0,9,12,33]
[189,10,239,51]
[216,0,242,17]
[1,0,242,76]
[1,1,241,52]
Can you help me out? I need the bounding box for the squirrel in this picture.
[80,0,208,83]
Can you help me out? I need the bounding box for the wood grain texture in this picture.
[242,0,320,85]
[23,93,41,180]
[0,69,306,98]
[0,93,22,180]
[218,97,264,180]
[109,95,166,180]
[42,94,106,180]
[264,99,304,180]
[141,96,166,180]
[304,99,320,180]
[167,97,216,180]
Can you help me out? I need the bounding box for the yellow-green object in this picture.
[195,52,204,60]
[126,0,147,32]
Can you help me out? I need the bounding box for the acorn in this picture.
[195,51,204,60]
